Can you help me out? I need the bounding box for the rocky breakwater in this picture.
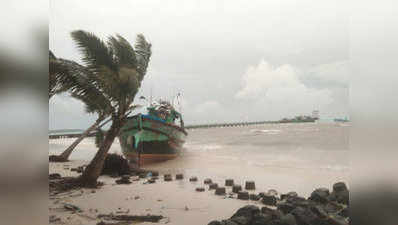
[208,182,349,225]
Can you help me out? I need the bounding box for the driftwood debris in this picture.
[98,214,164,222]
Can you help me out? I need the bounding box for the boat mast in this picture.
[178,92,182,114]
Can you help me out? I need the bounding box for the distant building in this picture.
[312,110,320,120]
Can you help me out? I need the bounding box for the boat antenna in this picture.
[150,86,153,106]
[172,90,176,108]
[177,92,182,114]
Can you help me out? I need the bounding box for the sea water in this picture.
[49,122,349,196]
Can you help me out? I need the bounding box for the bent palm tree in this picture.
[58,30,151,186]
[49,51,111,161]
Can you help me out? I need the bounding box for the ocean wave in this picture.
[184,143,223,152]
[319,164,350,172]
[249,129,281,134]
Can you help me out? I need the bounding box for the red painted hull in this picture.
[125,152,178,165]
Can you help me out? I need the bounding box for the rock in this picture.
[164,174,172,181]
[101,153,130,176]
[220,220,239,225]
[147,178,156,184]
[291,207,321,225]
[281,192,298,200]
[232,185,242,193]
[333,182,348,193]
[327,192,337,202]
[268,189,279,197]
[231,205,260,221]
[310,205,329,219]
[208,221,222,225]
[261,207,282,220]
[209,183,219,190]
[196,187,205,192]
[323,202,343,214]
[277,201,295,214]
[115,176,131,184]
[49,173,61,180]
[286,196,307,205]
[121,175,131,180]
[249,194,260,201]
[280,214,297,225]
[238,191,249,200]
[261,194,277,206]
[189,176,198,182]
[204,178,212,184]
[225,179,234,186]
[336,189,349,205]
[132,177,140,181]
[207,185,350,225]
[269,221,287,225]
[339,206,349,218]
[324,215,349,225]
[329,190,349,206]
[230,216,250,225]
[245,181,255,190]
[215,187,226,195]
[309,188,330,203]
[176,174,184,180]
[64,203,82,212]
[49,215,61,223]
[251,213,272,225]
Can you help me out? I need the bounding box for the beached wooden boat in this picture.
[119,101,187,166]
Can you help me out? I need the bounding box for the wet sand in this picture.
[49,123,349,224]
[49,161,267,225]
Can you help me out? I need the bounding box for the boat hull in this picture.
[119,114,187,165]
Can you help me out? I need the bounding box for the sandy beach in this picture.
[50,160,266,225]
[49,123,349,225]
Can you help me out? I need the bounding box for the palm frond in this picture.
[53,31,152,122]
[71,30,117,73]
[49,51,69,98]
[134,34,152,81]
[94,65,124,103]
[71,30,132,104]
[107,34,137,68]
[51,56,113,116]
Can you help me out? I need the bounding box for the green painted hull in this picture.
[119,114,187,164]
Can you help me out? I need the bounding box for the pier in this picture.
[184,121,277,129]
[49,132,97,139]
[49,121,279,139]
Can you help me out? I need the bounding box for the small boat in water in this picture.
[119,101,187,166]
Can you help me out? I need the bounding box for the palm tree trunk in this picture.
[79,119,122,186]
[58,119,102,161]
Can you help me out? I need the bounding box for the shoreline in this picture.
[49,160,348,225]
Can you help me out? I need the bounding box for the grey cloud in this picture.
[49,0,349,129]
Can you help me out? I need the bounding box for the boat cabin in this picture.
[145,101,184,128]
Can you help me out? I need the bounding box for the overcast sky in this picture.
[49,0,349,129]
